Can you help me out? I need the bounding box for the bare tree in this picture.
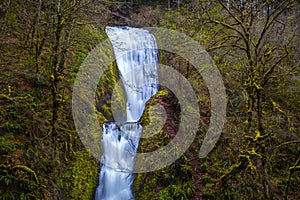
[197,0,297,199]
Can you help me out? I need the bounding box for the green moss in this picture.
[140,89,168,126]
[134,176,195,200]
[57,150,99,199]
[157,182,195,200]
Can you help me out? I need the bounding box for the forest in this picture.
[0,0,299,199]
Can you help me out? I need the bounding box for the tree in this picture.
[194,0,298,199]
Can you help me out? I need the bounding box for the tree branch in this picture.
[255,0,292,49]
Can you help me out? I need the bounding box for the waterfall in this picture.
[94,123,142,200]
[94,26,159,200]
[105,26,159,122]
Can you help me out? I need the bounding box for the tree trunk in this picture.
[256,88,270,199]
[51,7,63,137]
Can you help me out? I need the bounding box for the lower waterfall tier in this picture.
[95,122,142,200]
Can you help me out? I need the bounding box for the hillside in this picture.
[0,0,299,199]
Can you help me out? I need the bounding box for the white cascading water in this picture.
[94,26,159,200]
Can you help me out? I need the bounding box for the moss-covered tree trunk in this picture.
[50,6,63,138]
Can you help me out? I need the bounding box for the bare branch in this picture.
[255,0,293,49]
[262,48,289,85]
[217,0,248,35]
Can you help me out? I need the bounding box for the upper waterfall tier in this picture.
[106,26,159,122]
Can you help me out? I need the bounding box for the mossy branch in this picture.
[12,165,39,184]
[0,93,14,101]
[269,140,300,162]
[220,155,248,183]
[284,158,300,200]
[243,130,270,143]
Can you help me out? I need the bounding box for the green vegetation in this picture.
[1,0,299,199]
